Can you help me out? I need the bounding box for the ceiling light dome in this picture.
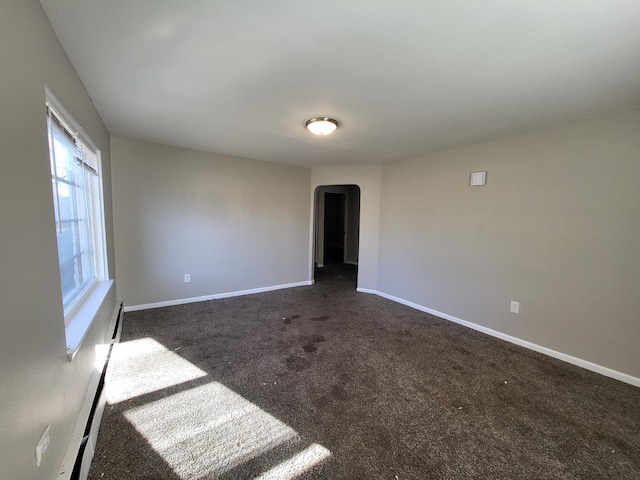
[305,117,338,136]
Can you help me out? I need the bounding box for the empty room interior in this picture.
[2,1,640,479]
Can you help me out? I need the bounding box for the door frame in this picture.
[311,185,361,283]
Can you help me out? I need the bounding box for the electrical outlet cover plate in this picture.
[510,301,520,314]
[35,425,51,467]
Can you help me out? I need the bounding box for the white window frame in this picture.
[45,86,112,359]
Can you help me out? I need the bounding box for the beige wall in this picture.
[378,109,640,378]
[0,1,117,479]
[111,136,311,307]
[311,166,382,291]
[345,185,361,264]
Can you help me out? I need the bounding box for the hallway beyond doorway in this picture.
[314,262,357,290]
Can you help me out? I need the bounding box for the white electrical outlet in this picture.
[35,425,51,467]
[510,301,520,314]
[184,274,191,283]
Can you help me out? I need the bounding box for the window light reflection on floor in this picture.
[106,337,207,404]
[108,337,331,478]
[255,443,331,480]
[124,382,330,478]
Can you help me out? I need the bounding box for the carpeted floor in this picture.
[89,263,640,479]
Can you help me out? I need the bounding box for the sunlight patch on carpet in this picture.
[124,382,304,478]
[255,443,331,480]
[106,337,207,404]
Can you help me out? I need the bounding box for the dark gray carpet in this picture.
[90,263,640,479]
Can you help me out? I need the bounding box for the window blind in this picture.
[46,103,98,173]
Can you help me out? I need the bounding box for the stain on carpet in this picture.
[302,333,326,353]
[285,355,311,371]
[283,314,301,325]
[310,316,329,322]
[332,385,348,401]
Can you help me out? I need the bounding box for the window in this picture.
[46,88,108,325]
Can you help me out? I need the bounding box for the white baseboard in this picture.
[358,289,640,388]
[356,287,377,295]
[125,280,314,312]
[346,260,359,266]
[316,263,324,268]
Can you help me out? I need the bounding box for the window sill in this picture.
[65,280,114,361]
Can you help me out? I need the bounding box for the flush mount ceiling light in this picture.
[305,117,338,136]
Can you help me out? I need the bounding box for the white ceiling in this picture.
[39,0,640,167]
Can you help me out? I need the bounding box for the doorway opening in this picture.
[313,185,361,289]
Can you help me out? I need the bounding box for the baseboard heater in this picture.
[70,303,124,480]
